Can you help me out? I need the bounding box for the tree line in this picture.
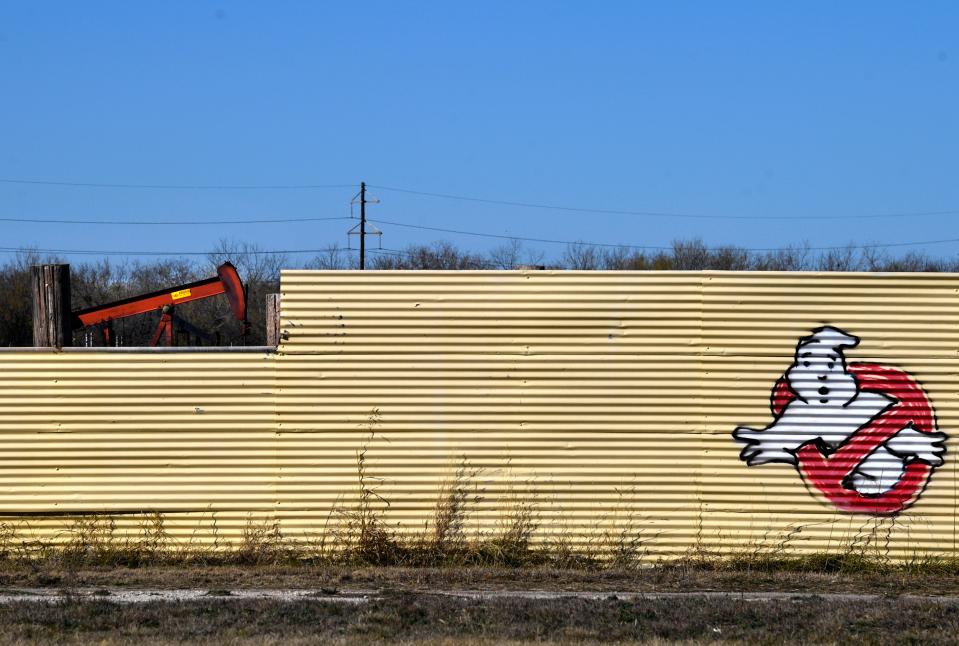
[1,238,955,347]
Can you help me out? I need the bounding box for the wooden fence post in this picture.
[266,293,281,346]
[31,264,72,348]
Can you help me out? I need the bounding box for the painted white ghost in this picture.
[732,326,946,495]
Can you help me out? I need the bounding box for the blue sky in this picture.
[1,2,957,265]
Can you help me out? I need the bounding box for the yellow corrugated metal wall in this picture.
[1,270,958,557]
[0,351,275,543]
[276,272,708,554]
[277,271,959,557]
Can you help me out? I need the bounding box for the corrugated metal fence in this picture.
[2,271,958,556]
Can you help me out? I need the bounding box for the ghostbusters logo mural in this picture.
[732,326,947,516]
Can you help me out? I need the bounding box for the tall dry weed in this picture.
[331,409,403,565]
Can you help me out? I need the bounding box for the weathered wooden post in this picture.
[266,293,281,346]
[31,264,72,348]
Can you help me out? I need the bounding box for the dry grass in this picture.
[0,430,955,576]
[329,413,405,566]
[1,592,959,645]
[425,457,482,556]
[0,485,957,576]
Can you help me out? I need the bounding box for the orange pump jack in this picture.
[71,262,248,346]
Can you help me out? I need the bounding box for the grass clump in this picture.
[473,481,540,567]
[405,457,483,565]
[428,457,481,555]
[52,512,171,567]
[231,516,289,565]
[597,486,650,571]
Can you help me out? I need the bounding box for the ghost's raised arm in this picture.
[733,421,807,466]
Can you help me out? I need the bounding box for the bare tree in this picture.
[816,244,861,271]
[880,250,949,273]
[0,251,49,347]
[371,242,489,270]
[670,239,710,270]
[709,245,751,270]
[860,247,891,272]
[563,243,601,270]
[207,238,286,286]
[600,247,633,269]
[488,240,524,269]
[752,243,812,271]
[306,243,354,270]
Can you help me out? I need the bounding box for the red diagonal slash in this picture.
[772,363,935,515]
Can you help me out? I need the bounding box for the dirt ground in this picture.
[0,592,957,645]
[1,565,958,644]
[3,563,959,596]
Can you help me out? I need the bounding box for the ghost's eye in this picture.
[827,362,834,369]
[803,362,810,367]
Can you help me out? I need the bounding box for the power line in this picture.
[7,176,959,221]
[321,247,411,258]
[4,227,959,259]
[0,178,356,190]
[369,184,959,221]
[0,244,408,264]
[0,246,340,257]
[368,247,414,257]
[368,217,959,252]
[7,175,959,221]
[0,215,352,225]
[0,245,413,260]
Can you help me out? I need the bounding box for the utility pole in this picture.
[359,181,366,270]
[349,182,381,269]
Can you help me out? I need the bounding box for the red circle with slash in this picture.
[771,363,937,516]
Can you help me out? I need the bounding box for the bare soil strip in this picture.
[2,587,959,605]
[0,566,956,643]
[5,564,959,596]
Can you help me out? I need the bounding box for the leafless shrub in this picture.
[58,515,119,565]
[0,522,18,561]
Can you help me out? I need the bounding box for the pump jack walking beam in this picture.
[72,262,248,346]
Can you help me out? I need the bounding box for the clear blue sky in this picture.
[1,2,957,265]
